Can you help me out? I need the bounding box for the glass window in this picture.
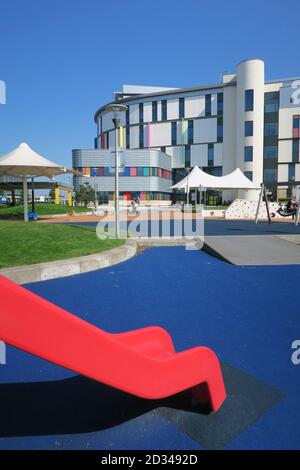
[162,100,167,121]
[139,125,144,148]
[171,121,177,146]
[292,140,299,162]
[143,167,150,176]
[264,145,278,159]
[244,146,253,162]
[136,167,143,176]
[126,108,130,126]
[188,120,193,144]
[123,167,130,176]
[245,89,254,112]
[205,94,211,117]
[106,132,109,149]
[245,120,253,137]
[217,93,223,115]
[289,163,295,181]
[161,146,166,153]
[264,122,278,136]
[293,115,300,138]
[126,126,130,149]
[152,101,157,122]
[185,145,190,167]
[179,98,185,119]
[217,117,223,142]
[244,171,253,181]
[139,103,143,123]
[208,143,214,166]
[264,168,277,182]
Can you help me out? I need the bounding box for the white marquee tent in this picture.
[0,142,75,221]
[170,166,259,191]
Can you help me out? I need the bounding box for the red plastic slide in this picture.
[0,275,226,412]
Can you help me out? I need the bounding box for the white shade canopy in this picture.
[0,142,72,178]
[170,166,260,191]
[0,142,75,221]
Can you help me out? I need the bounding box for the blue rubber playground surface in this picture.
[1,246,300,449]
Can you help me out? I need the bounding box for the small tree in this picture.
[75,184,95,207]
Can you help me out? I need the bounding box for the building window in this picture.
[208,143,214,166]
[264,168,277,182]
[188,120,193,144]
[162,100,167,121]
[245,89,254,112]
[245,120,253,137]
[292,140,299,162]
[126,126,130,149]
[179,98,185,119]
[185,145,191,167]
[171,121,177,146]
[293,115,300,138]
[106,132,109,149]
[217,117,223,143]
[264,145,278,159]
[244,146,253,162]
[152,101,158,122]
[161,146,166,153]
[244,171,253,181]
[205,94,211,117]
[139,103,143,123]
[217,93,223,116]
[139,125,144,148]
[264,122,278,136]
[126,108,130,126]
[289,163,295,181]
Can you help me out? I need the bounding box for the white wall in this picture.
[214,143,223,166]
[129,104,139,125]
[144,102,152,123]
[191,144,208,167]
[185,96,205,118]
[194,118,217,143]
[167,99,179,120]
[278,140,293,163]
[150,122,171,147]
[278,164,288,182]
[130,125,139,148]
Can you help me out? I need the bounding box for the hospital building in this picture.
[72,59,300,203]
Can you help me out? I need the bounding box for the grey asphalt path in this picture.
[203,235,300,265]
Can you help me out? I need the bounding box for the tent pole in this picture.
[263,185,271,224]
[255,184,264,224]
[23,176,28,222]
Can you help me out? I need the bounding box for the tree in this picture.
[75,184,95,207]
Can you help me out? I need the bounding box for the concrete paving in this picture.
[204,235,300,265]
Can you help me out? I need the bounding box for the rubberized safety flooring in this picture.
[0,247,299,449]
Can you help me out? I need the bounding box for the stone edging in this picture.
[0,239,137,285]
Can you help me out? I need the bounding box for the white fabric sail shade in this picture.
[0,142,75,221]
[170,166,260,191]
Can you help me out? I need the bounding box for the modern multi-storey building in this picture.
[73,59,300,203]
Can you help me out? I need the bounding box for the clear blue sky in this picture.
[0,0,300,168]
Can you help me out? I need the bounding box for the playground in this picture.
[0,238,299,450]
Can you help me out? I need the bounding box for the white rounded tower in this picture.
[236,59,265,200]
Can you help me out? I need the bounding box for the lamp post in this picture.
[104,103,128,238]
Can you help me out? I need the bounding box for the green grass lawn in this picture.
[0,221,124,268]
[0,203,92,218]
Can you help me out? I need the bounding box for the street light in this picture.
[104,103,128,238]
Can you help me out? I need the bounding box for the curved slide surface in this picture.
[0,275,226,412]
